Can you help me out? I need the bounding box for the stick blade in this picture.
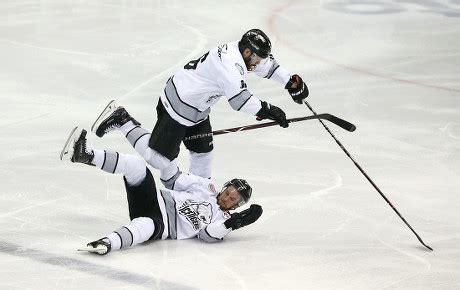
[323,114,356,132]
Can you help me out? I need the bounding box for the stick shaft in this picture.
[304,101,433,251]
[184,113,354,141]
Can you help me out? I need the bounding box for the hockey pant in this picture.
[119,121,212,181]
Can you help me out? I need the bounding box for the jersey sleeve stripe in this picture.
[237,94,253,111]
[266,64,280,79]
[228,89,252,111]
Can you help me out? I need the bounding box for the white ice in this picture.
[1,0,459,289]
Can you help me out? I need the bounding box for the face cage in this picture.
[254,49,270,59]
[248,52,270,72]
[250,52,259,63]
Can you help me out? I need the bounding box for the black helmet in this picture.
[223,178,252,207]
[238,29,272,59]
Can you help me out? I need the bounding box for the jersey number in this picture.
[184,51,209,70]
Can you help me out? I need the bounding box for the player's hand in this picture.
[224,204,263,230]
[285,74,309,104]
[256,101,289,128]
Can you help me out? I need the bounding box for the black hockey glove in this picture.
[256,101,289,128]
[224,204,263,230]
[285,74,309,104]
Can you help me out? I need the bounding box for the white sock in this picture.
[189,151,213,178]
[91,149,146,186]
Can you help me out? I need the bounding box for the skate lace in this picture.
[79,138,92,156]
[104,124,121,133]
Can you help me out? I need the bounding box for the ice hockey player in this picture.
[60,127,263,255]
[93,28,309,180]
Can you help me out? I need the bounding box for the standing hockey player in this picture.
[93,28,309,180]
[60,127,263,255]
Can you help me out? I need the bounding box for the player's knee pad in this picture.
[123,155,147,186]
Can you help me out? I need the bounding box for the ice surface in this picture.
[1,0,459,289]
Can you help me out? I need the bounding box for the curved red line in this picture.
[267,1,460,93]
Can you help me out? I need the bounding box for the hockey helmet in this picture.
[223,178,252,207]
[238,29,272,59]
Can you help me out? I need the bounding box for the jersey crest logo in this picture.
[178,200,213,230]
[208,183,217,194]
[240,80,247,89]
[235,63,244,75]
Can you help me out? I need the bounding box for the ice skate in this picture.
[91,100,140,138]
[78,238,111,255]
[60,127,94,164]
[71,129,94,164]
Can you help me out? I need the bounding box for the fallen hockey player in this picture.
[60,126,262,255]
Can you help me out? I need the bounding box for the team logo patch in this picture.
[178,200,213,230]
[235,63,244,75]
[240,80,247,89]
[208,183,217,194]
[223,211,231,219]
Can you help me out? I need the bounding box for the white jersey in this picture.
[160,41,292,126]
[157,172,232,242]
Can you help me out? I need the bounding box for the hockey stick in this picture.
[184,113,356,141]
[303,100,433,251]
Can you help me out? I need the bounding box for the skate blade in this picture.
[77,246,106,254]
[91,100,117,134]
[59,126,79,161]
